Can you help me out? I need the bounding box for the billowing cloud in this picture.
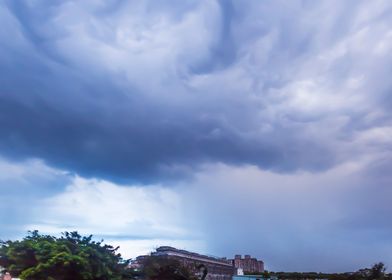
[1,0,391,182]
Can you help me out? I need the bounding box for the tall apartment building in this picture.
[231,254,264,274]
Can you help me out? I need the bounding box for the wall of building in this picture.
[133,247,265,279]
[151,246,234,280]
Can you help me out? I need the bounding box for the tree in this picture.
[351,262,387,280]
[140,256,198,280]
[271,263,391,280]
[369,263,387,280]
[0,231,135,280]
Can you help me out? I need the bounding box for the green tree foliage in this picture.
[329,262,391,280]
[355,262,388,280]
[139,256,198,280]
[0,230,135,280]
[368,262,387,280]
[272,263,392,280]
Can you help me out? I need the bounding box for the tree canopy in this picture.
[271,263,391,280]
[139,256,198,280]
[0,231,134,280]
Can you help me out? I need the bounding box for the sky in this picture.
[0,0,392,273]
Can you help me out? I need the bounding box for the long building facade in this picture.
[132,247,264,279]
[150,246,235,280]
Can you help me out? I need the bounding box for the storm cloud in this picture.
[1,0,391,182]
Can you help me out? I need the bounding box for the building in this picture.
[132,246,266,279]
[231,254,264,274]
[138,246,235,280]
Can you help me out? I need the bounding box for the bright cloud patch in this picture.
[26,176,202,258]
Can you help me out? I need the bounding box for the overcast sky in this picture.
[1,0,392,273]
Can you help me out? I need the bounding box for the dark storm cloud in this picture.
[0,0,392,183]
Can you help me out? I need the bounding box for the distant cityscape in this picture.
[131,246,265,280]
[2,241,391,280]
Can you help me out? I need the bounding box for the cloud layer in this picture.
[1,0,391,182]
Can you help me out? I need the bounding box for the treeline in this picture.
[0,231,199,280]
[254,263,392,280]
[1,231,390,280]
[0,231,135,280]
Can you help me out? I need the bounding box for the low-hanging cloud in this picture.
[182,161,392,272]
[1,0,391,182]
[0,157,71,239]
